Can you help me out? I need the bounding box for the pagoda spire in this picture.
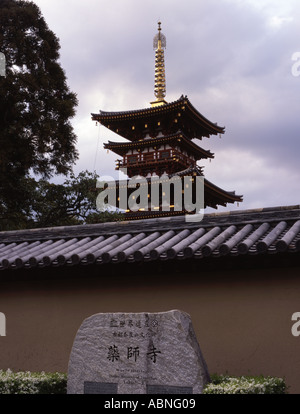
[151,21,167,107]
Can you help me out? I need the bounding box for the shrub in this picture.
[0,370,67,394]
[0,370,287,394]
[204,374,287,394]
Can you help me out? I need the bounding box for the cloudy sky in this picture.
[32,0,300,212]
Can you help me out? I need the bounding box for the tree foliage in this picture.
[32,170,120,228]
[0,0,78,178]
[0,170,122,231]
[0,0,79,227]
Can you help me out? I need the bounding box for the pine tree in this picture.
[0,0,78,229]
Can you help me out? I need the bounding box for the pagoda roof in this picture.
[172,166,243,209]
[104,132,214,160]
[204,178,242,209]
[117,175,242,217]
[97,165,242,213]
[92,95,225,141]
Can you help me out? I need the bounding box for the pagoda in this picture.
[92,22,242,219]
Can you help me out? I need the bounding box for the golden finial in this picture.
[153,21,166,50]
[151,21,167,107]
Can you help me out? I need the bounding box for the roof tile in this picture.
[1,205,300,270]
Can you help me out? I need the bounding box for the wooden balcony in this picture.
[115,149,196,173]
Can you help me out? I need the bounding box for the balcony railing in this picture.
[116,149,195,170]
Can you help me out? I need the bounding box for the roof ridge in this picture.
[93,96,186,117]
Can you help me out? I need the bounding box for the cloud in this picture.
[203,147,300,212]
[33,0,300,210]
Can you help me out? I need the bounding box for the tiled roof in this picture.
[98,166,242,214]
[92,95,224,141]
[104,132,215,160]
[0,205,300,271]
[93,96,224,131]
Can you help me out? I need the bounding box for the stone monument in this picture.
[67,310,210,394]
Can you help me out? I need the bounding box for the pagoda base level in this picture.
[97,167,242,221]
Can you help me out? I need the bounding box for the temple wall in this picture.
[0,261,299,393]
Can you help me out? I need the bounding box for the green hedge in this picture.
[0,370,287,394]
[0,370,67,394]
[203,374,287,394]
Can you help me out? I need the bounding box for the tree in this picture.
[0,0,78,226]
[32,170,120,228]
[0,170,122,230]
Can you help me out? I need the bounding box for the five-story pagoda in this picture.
[92,22,242,219]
